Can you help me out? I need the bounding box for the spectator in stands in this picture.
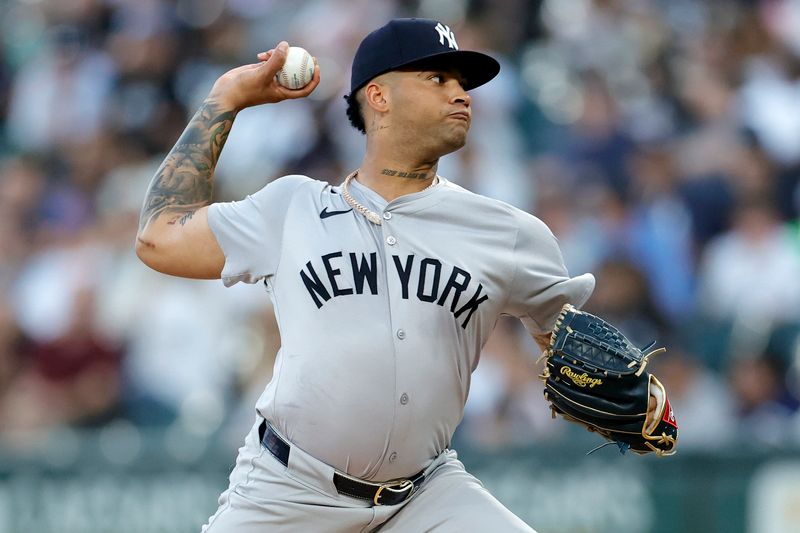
[696,194,800,327]
[728,352,799,446]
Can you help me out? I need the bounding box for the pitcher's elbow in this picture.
[135,233,159,266]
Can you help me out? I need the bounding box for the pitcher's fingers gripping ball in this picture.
[539,304,679,456]
[275,46,315,89]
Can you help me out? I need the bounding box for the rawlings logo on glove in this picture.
[560,367,603,388]
[540,304,679,456]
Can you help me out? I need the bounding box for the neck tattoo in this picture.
[341,170,439,226]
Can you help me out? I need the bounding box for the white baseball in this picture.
[275,46,315,89]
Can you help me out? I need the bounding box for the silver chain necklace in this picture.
[341,170,439,226]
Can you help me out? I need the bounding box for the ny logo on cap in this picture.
[434,22,458,50]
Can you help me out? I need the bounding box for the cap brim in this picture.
[403,50,500,91]
[352,50,500,93]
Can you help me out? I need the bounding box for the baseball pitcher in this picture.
[136,18,676,533]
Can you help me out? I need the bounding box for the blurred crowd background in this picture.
[1,0,800,460]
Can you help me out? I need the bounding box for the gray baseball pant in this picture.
[201,417,535,532]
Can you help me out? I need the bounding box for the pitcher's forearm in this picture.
[138,99,237,233]
[134,42,317,279]
[534,333,552,353]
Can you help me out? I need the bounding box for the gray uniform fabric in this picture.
[204,175,594,530]
[202,417,534,532]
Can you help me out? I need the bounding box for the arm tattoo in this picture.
[138,99,236,231]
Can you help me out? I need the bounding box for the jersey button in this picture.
[400,393,409,405]
[388,452,397,463]
[396,329,405,340]
[383,212,392,220]
[386,236,397,245]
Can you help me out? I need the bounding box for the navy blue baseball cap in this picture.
[349,18,500,94]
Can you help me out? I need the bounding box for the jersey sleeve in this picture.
[505,211,595,334]
[207,174,312,286]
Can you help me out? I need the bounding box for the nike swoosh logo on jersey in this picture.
[320,207,353,219]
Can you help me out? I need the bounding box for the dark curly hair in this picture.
[344,92,366,134]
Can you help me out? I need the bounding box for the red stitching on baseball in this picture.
[301,52,308,87]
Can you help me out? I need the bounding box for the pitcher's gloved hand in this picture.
[539,304,678,456]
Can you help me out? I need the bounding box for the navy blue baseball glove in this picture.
[540,304,678,456]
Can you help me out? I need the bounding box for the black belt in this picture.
[259,420,426,506]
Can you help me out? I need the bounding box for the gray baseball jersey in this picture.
[207,175,594,482]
